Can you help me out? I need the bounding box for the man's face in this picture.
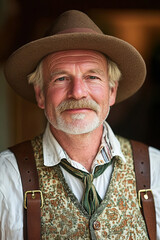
[34,50,118,135]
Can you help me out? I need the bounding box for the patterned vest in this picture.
[31,135,149,240]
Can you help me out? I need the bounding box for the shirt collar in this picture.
[43,122,126,167]
[102,122,126,163]
[43,124,66,166]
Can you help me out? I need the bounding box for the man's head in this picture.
[28,49,120,134]
[4,10,146,105]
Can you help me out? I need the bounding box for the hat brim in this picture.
[4,32,146,103]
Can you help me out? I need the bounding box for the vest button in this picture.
[93,220,101,230]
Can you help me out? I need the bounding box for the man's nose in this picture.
[68,77,88,99]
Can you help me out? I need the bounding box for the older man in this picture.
[0,10,160,240]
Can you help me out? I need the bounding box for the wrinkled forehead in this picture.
[41,49,108,71]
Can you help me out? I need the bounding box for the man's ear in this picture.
[109,82,118,107]
[34,85,45,109]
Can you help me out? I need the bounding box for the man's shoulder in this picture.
[0,148,14,162]
[116,136,160,163]
[0,148,20,179]
[117,135,160,153]
[149,145,160,158]
[149,146,160,181]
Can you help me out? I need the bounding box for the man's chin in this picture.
[56,118,101,135]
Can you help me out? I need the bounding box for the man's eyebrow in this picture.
[86,69,105,75]
[50,70,69,78]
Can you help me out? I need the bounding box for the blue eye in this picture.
[56,77,66,81]
[87,75,100,80]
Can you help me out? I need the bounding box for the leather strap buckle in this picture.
[138,189,152,208]
[24,190,44,209]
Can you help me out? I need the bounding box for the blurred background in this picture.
[0,0,160,151]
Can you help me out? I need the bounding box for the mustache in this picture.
[56,99,100,113]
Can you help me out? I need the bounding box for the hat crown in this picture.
[46,10,103,36]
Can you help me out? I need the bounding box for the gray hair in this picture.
[28,61,43,89]
[107,58,121,88]
[28,56,121,89]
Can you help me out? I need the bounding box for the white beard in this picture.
[55,113,101,135]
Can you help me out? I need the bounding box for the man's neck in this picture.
[49,124,103,172]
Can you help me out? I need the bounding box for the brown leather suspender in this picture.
[9,141,42,240]
[9,139,156,239]
[130,140,157,240]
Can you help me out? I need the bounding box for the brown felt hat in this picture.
[4,10,146,103]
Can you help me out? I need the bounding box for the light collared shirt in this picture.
[0,122,160,239]
[43,122,126,202]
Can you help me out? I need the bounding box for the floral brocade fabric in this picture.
[31,135,149,240]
